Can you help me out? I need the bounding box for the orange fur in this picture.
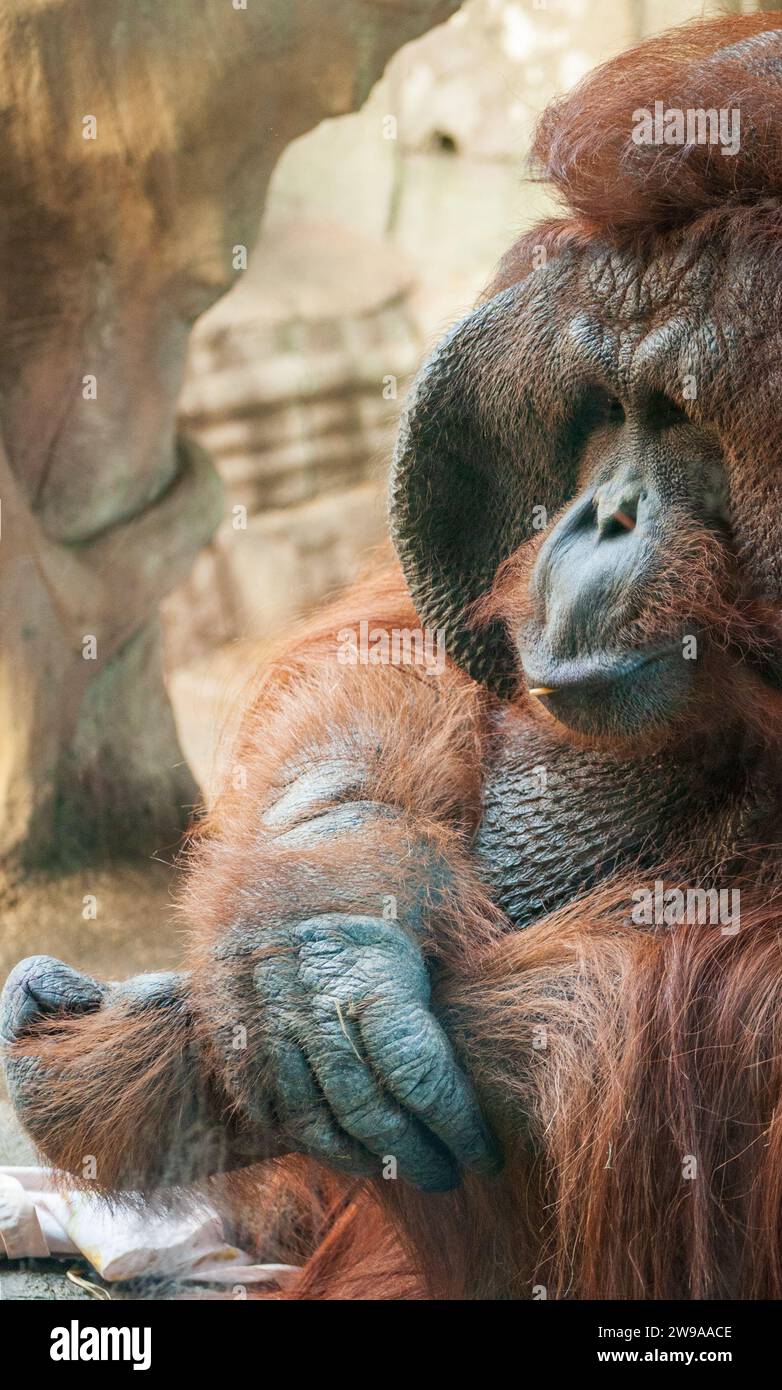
[11,14,782,1300]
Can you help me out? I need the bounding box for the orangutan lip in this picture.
[524,645,677,698]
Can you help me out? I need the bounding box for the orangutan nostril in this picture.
[594,489,642,537]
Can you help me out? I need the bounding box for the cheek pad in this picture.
[389,252,587,696]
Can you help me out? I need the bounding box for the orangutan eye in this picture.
[648,391,688,427]
[583,387,626,430]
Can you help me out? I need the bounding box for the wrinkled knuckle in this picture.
[302,961,357,1004]
[395,1058,456,1113]
[344,1101,408,1146]
[251,954,290,996]
[370,1018,430,1077]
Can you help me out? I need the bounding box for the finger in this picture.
[271,1036,379,1177]
[302,1001,459,1191]
[252,947,380,1173]
[359,998,500,1176]
[1,956,106,1042]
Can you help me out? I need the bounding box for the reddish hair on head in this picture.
[533,13,782,242]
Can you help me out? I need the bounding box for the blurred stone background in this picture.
[164,0,750,793]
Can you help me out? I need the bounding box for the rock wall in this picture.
[166,221,417,668]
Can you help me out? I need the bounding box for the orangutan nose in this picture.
[0,956,106,1043]
[594,479,645,537]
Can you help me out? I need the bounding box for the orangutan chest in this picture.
[471,717,757,930]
